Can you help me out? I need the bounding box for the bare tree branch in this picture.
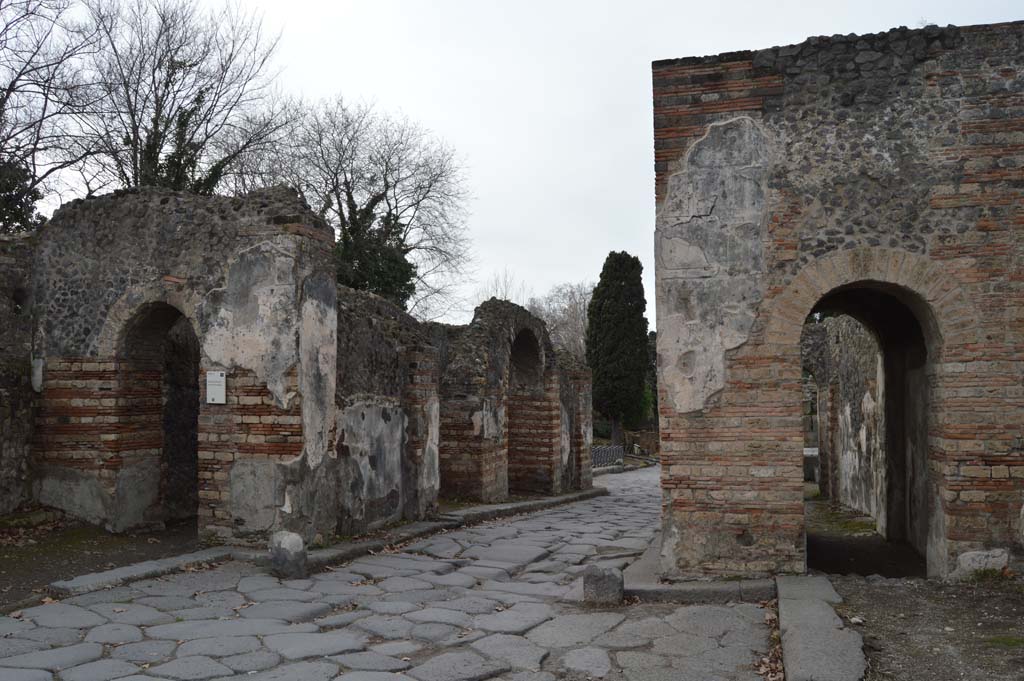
[228,96,473,319]
[0,0,100,228]
[76,0,287,193]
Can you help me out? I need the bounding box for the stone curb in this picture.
[49,547,234,597]
[777,575,866,681]
[45,486,609,599]
[435,486,609,525]
[622,530,775,603]
[626,579,777,603]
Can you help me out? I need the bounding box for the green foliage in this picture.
[335,210,417,309]
[0,159,43,234]
[586,251,649,430]
[645,330,658,425]
[136,90,225,194]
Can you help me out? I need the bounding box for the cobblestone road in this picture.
[0,467,768,680]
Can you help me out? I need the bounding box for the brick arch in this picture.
[764,248,978,354]
[438,300,562,502]
[96,283,204,358]
[764,247,979,577]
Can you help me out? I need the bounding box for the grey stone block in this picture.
[0,669,53,681]
[20,603,106,629]
[582,565,623,605]
[146,655,232,679]
[222,650,281,672]
[84,623,143,644]
[782,626,866,681]
[560,647,611,678]
[778,598,843,635]
[60,659,140,681]
[270,531,308,580]
[526,613,626,648]
[0,642,103,670]
[470,634,548,671]
[331,651,411,671]
[407,651,510,681]
[776,575,842,604]
[262,631,367,660]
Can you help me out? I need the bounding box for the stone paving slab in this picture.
[0,468,768,681]
[777,575,865,681]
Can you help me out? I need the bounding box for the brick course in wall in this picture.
[654,21,1024,578]
[1,189,593,541]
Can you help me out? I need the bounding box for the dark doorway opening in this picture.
[121,303,200,528]
[507,328,547,495]
[801,284,932,577]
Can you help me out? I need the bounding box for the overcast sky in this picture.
[237,0,1020,324]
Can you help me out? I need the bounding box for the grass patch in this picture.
[985,636,1024,649]
[969,568,1012,584]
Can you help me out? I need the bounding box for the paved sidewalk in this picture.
[0,467,768,680]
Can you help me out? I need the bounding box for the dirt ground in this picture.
[804,484,1024,680]
[0,509,199,612]
[833,574,1024,681]
[805,494,925,578]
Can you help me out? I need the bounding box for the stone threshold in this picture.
[47,485,610,599]
[622,531,776,604]
[776,575,867,681]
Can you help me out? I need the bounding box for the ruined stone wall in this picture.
[0,236,36,515]
[438,300,586,502]
[31,187,338,542]
[654,22,1024,578]
[824,317,886,530]
[558,353,594,491]
[334,285,440,536]
[5,188,591,541]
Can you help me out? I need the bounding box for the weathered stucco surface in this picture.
[0,191,594,545]
[656,117,771,414]
[655,22,1024,579]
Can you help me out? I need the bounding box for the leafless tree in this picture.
[473,267,534,308]
[528,281,594,363]
[230,96,472,320]
[76,0,287,193]
[0,0,98,218]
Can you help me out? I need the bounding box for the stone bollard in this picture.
[583,565,623,605]
[269,530,308,579]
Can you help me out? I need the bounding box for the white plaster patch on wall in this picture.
[201,238,302,409]
[655,117,773,413]
[419,395,441,495]
[472,400,503,440]
[298,274,338,469]
[337,400,407,530]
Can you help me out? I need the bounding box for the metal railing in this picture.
[592,445,625,467]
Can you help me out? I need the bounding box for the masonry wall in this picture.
[334,286,440,536]
[654,22,1024,578]
[31,187,338,542]
[826,317,886,530]
[0,236,36,515]
[438,300,587,502]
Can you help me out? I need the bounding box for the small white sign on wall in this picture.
[206,371,226,404]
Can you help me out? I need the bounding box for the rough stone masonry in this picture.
[0,186,592,545]
[654,21,1024,579]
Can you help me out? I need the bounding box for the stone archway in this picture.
[765,248,976,577]
[113,302,201,529]
[507,328,547,495]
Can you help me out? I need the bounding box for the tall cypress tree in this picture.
[586,251,649,444]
